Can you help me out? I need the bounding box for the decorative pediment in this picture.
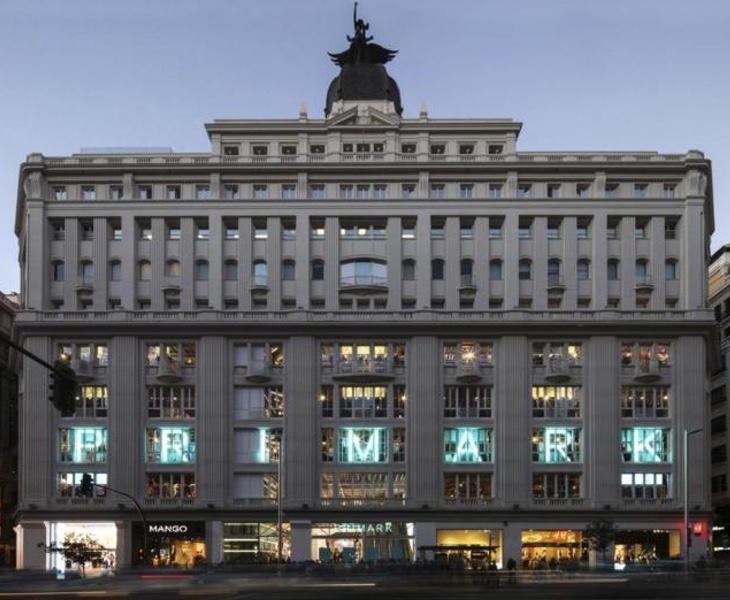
[326,104,401,129]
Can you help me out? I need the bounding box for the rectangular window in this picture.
[147,386,196,419]
[532,473,581,499]
[223,184,239,200]
[338,428,388,463]
[81,186,96,200]
[281,184,296,199]
[145,472,196,499]
[146,427,196,463]
[620,387,670,418]
[53,186,68,200]
[488,184,503,199]
[309,184,325,199]
[430,184,445,199]
[517,184,532,198]
[66,385,108,418]
[339,184,354,199]
[339,386,388,418]
[443,386,492,418]
[459,184,474,199]
[621,472,670,499]
[605,183,619,198]
[57,472,108,498]
[444,473,492,501]
[532,427,581,463]
[621,428,671,463]
[59,427,108,463]
[373,184,387,199]
[443,427,492,463]
[137,185,152,200]
[195,219,210,240]
[633,183,648,198]
[234,429,281,463]
[531,386,581,418]
[401,184,416,198]
[253,184,268,199]
[233,387,284,419]
[224,219,239,240]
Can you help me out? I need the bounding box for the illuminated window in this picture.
[59,427,108,463]
[145,473,196,499]
[531,386,581,418]
[621,472,670,499]
[338,428,388,463]
[532,427,581,463]
[392,428,406,462]
[339,386,388,418]
[233,387,283,419]
[531,342,582,366]
[57,472,107,498]
[443,428,492,463]
[621,387,670,418]
[337,472,388,501]
[147,386,195,419]
[621,342,671,367]
[621,428,671,463]
[146,427,196,463]
[532,473,581,499]
[444,473,492,500]
[443,341,493,365]
[68,385,108,418]
[444,386,492,418]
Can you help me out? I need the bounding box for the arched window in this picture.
[194,259,209,281]
[282,260,296,281]
[460,259,474,285]
[665,259,678,280]
[224,260,238,281]
[80,261,94,284]
[577,259,591,281]
[109,260,122,282]
[166,260,180,277]
[138,260,152,281]
[607,259,619,281]
[547,259,561,285]
[489,259,503,281]
[311,259,325,281]
[52,261,65,282]
[402,259,415,281]
[339,259,387,286]
[431,259,444,281]
[519,259,532,281]
[253,260,268,285]
[635,259,649,279]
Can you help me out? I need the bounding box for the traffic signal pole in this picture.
[0,332,75,381]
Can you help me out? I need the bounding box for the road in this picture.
[0,572,726,599]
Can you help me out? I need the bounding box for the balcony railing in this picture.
[544,356,572,382]
[633,359,661,382]
[318,497,405,508]
[547,274,566,291]
[334,356,394,381]
[70,358,95,381]
[635,275,654,290]
[245,362,271,383]
[143,497,196,506]
[532,498,584,507]
[443,497,494,507]
[455,360,482,382]
[340,275,388,288]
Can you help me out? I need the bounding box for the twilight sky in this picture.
[0,0,728,293]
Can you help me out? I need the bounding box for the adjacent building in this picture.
[13,14,715,570]
[0,292,19,567]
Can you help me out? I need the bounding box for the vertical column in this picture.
[238,217,252,310]
[444,218,460,310]
[503,212,519,309]
[150,218,165,310]
[620,216,636,309]
[592,212,608,309]
[25,201,46,310]
[20,337,52,507]
[474,216,489,310]
[283,337,318,505]
[93,217,109,309]
[563,216,578,309]
[324,217,339,310]
[197,336,230,504]
[15,522,47,570]
[649,217,666,309]
[208,212,223,309]
[406,336,440,505]
[109,337,141,500]
[532,217,547,310]
[495,336,530,504]
[415,215,431,308]
[267,218,282,309]
[63,218,79,309]
[673,336,708,509]
[180,218,195,311]
[295,214,310,309]
[386,217,402,310]
[584,336,620,506]
[290,520,312,561]
[121,214,136,310]
[682,202,706,310]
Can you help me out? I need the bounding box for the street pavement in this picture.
[0,570,726,599]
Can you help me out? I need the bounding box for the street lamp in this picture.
[683,427,703,572]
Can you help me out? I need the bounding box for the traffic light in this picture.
[79,473,95,497]
[49,360,78,416]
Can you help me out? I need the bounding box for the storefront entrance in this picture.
[48,522,117,574]
[614,529,680,567]
[433,529,503,568]
[222,522,290,563]
[312,522,414,562]
[521,530,584,568]
[132,521,205,568]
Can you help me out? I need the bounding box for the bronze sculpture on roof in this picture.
[328,2,398,67]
